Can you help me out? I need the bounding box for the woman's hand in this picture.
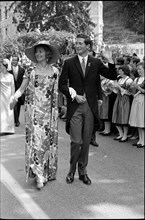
[10,96,17,110]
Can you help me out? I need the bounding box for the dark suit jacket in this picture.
[9,65,25,105]
[58,55,117,134]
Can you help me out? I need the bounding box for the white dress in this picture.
[0,71,15,134]
[129,77,145,128]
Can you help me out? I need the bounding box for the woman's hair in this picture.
[118,65,130,76]
[2,58,10,69]
[136,61,145,70]
[35,44,52,63]
[130,67,139,78]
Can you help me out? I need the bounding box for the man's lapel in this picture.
[85,55,92,78]
[74,55,84,78]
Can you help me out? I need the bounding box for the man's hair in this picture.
[76,33,92,48]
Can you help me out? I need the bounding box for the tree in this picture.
[2,29,76,56]
[103,1,144,44]
[10,1,95,35]
[118,1,144,35]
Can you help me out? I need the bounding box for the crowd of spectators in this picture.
[3,43,144,148]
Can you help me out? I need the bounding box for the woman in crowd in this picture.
[10,40,60,189]
[129,62,145,148]
[99,75,116,136]
[0,57,15,135]
[127,67,139,140]
[112,65,133,142]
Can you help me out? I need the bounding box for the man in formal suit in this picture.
[9,55,25,126]
[58,34,117,185]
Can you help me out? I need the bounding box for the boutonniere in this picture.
[88,63,91,67]
[53,73,57,79]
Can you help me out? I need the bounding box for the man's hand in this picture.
[98,99,103,106]
[102,49,114,64]
[75,94,86,104]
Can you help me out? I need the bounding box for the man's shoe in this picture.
[90,140,99,147]
[15,122,20,127]
[66,173,74,184]
[79,174,91,185]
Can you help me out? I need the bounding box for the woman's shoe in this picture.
[132,142,138,146]
[36,181,44,189]
[130,135,139,140]
[114,136,122,140]
[36,177,44,189]
[119,137,128,142]
[137,144,145,148]
[102,132,111,136]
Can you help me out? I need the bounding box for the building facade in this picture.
[0,1,18,44]
[89,1,104,52]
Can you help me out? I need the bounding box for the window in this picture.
[5,27,8,35]
[0,9,1,21]
[136,49,139,54]
[5,6,7,19]
[141,49,143,54]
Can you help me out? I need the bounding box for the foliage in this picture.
[103,1,144,44]
[10,1,95,35]
[118,1,144,35]
[2,29,75,56]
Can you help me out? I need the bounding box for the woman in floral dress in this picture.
[10,40,59,189]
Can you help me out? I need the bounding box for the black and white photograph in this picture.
[0,1,144,219]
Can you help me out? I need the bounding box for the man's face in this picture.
[12,57,18,66]
[75,38,88,56]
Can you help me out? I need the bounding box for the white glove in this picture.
[14,90,22,101]
[69,87,77,100]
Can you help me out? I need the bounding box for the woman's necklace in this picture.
[36,64,49,75]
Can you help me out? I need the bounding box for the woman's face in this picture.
[35,46,46,63]
[118,68,124,77]
[137,65,144,77]
[0,60,7,72]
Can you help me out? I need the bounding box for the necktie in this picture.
[81,58,86,75]
[13,66,18,81]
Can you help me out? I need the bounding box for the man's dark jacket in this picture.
[58,55,117,134]
[9,65,25,104]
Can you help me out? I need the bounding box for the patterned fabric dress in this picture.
[24,65,59,182]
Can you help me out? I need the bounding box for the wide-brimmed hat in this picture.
[25,40,59,64]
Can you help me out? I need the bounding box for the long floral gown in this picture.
[24,65,59,182]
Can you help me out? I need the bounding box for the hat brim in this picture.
[25,41,59,64]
